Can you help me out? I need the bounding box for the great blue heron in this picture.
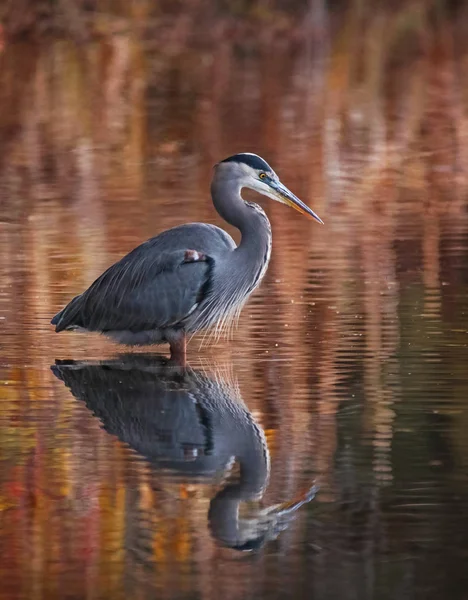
[51,153,323,361]
[52,355,318,550]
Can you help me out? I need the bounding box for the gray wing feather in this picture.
[52,222,236,333]
[54,246,211,333]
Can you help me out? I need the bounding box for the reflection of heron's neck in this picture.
[208,426,270,549]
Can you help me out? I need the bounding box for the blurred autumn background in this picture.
[1,0,468,599]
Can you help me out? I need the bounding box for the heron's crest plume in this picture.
[220,153,273,173]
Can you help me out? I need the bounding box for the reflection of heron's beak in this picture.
[269,180,324,224]
[268,483,319,517]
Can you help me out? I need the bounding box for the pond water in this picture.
[1,19,468,600]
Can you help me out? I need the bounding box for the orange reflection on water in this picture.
[2,4,468,599]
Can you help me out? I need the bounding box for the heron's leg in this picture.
[167,330,187,366]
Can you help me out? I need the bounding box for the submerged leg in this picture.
[167,330,187,366]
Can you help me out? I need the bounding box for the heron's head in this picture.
[215,153,323,224]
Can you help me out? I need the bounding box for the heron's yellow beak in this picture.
[269,180,324,224]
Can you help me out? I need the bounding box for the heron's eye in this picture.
[259,172,267,179]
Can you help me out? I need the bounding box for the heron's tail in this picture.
[51,294,83,332]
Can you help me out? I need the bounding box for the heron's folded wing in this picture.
[55,247,212,332]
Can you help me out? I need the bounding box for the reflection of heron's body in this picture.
[51,154,322,362]
[52,356,317,550]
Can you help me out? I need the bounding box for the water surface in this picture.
[1,18,468,600]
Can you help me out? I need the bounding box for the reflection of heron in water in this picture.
[52,355,317,551]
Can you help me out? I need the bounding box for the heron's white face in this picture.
[236,162,281,201]
[218,159,324,224]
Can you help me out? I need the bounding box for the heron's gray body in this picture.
[51,153,321,355]
[52,212,270,345]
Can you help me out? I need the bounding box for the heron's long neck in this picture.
[211,176,271,258]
